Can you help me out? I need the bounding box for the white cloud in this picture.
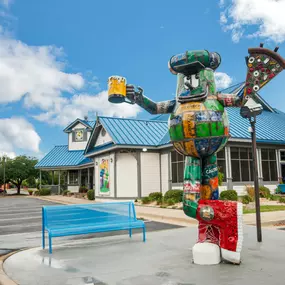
[34,90,141,127]
[214,72,233,89]
[0,117,41,157]
[0,34,84,110]
[220,0,285,43]
[219,0,225,7]
[0,28,141,129]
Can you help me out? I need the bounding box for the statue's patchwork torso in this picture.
[169,97,229,158]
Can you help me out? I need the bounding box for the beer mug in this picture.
[108,75,127,103]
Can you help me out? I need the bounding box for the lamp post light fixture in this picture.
[240,98,263,242]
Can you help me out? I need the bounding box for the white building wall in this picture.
[95,128,112,147]
[116,153,137,197]
[141,152,161,197]
[68,123,91,151]
[94,153,115,198]
[161,153,169,194]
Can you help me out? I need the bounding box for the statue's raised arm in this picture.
[125,85,176,115]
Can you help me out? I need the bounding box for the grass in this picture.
[243,205,285,214]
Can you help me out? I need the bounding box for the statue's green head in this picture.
[168,50,221,102]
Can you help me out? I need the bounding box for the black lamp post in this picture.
[240,98,263,242]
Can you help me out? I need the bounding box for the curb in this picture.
[29,196,285,227]
[29,196,74,205]
[0,250,25,285]
[136,213,198,227]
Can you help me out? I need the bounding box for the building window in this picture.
[280,150,285,161]
[217,149,226,182]
[261,149,277,181]
[231,147,253,182]
[69,170,78,184]
[171,151,184,183]
[171,148,226,184]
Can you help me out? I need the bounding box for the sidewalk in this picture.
[30,196,285,227]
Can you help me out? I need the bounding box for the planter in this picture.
[278,184,285,194]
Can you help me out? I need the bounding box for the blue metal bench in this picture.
[42,201,146,254]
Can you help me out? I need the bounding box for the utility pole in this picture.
[240,98,263,243]
[249,117,262,242]
[3,155,6,192]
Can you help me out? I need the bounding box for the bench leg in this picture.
[143,226,146,242]
[129,229,132,238]
[49,235,52,254]
[42,230,45,249]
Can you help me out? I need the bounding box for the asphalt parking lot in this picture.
[0,197,182,253]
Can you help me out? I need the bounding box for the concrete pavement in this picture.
[4,226,285,285]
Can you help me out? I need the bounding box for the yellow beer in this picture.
[108,75,127,103]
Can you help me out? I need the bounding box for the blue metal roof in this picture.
[35,145,92,168]
[218,82,245,94]
[150,107,285,144]
[83,120,96,128]
[86,142,115,155]
[227,107,285,143]
[63,118,95,132]
[99,116,168,146]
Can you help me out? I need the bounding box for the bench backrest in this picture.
[42,201,137,229]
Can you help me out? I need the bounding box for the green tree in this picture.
[5,156,38,195]
[0,156,11,187]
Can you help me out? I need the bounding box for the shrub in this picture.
[39,188,51,196]
[269,194,279,201]
[141,197,151,204]
[278,197,285,204]
[156,197,163,205]
[276,187,281,194]
[220,190,238,201]
[62,190,70,196]
[246,186,255,201]
[79,186,88,193]
[33,190,39,196]
[28,190,34,196]
[166,198,176,206]
[242,195,252,204]
[164,190,183,203]
[218,171,224,186]
[134,199,138,202]
[148,192,163,202]
[259,186,271,199]
[87,189,95,200]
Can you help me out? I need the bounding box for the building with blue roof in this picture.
[36,83,285,197]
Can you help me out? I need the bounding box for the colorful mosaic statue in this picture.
[108,45,285,264]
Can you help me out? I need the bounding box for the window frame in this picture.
[279,149,285,162]
[261,148,278,182]
[69,170,79,185]
[230,147,253,182]
[170,148,226,184]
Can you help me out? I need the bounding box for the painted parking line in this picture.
[0,216,41,222]
[0,206,44,212]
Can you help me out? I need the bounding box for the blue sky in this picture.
[1,0,285,159]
